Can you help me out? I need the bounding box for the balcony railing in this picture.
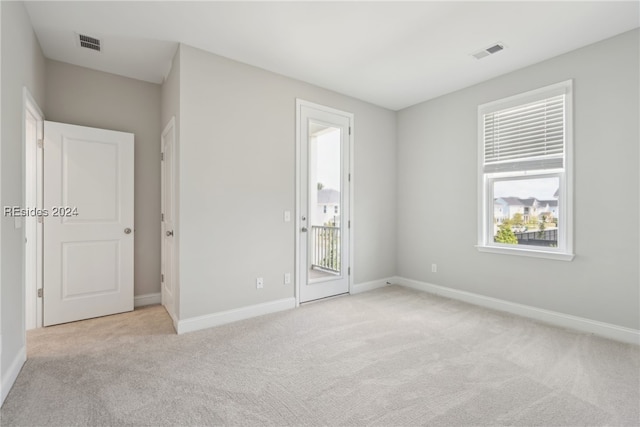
[311,225,340,273]
[514,229,558,247]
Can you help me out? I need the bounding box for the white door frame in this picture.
[161,117,178,325]
[23,87,44,330]
[295,99,354,306]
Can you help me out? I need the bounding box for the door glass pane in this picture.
[309,123,341,282]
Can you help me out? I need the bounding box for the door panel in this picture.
[44,121,134,326]
[161,118,176,319]
[298,102,352,303]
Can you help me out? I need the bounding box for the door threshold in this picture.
[300,292,349,305]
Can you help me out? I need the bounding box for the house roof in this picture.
[519,198,538,207]
[495,197,558,208]
[318,188,340,204]
[497,197,524,206]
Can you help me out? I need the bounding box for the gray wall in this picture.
[177,44,396,319]
[1,0,46,395]
[397,29,639,329]
[44,60,162,297]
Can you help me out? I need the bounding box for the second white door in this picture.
[161,118,177,321]
[297,101,352,303]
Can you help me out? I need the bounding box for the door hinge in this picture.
[161,274,164,283]
[161,213,164,222]
[349,127,351,135]
[348,267,351,276]
[348,173,351,182]
[161,152,164,161]
[348,220,351,228]
[37,288,43,298]
[37,139,43,149]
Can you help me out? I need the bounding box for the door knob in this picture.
[166,230,174,237]
[124,228,132,234]
[301,227,308,232]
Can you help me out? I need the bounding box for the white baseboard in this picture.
[351,278,393,294]
[176,297,296,334]
[393,276,640,345]
[1,345,26,406]
[134,292,161,308]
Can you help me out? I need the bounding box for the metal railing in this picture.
[311,225,340,273]
[514,229,558,247]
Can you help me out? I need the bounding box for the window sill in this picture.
[476,245,575,261]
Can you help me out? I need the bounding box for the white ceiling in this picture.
[24,1,640,111]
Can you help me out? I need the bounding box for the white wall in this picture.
[1,1,46,403]
[44,60,162,298]
[397,29,639,330]
[176,44,396,319]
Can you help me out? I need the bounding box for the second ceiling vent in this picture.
[77,33,101,52]
[472,43,505,60]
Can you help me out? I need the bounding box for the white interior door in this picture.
[43,121,134,326]
[161,118,176,320]
[297,101,352,303]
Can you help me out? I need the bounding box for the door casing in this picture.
[23,87,44,329]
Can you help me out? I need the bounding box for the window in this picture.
[477,80,574,261]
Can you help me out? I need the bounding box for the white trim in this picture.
[1,345,26,405]
[348,116,355,296]
[134,292,162,308]
[477,80,574,260]
[176,297,296,334]
[476,245,574,261]
[295,99,354,305]
[23,88,45,331]
[351,278,392,294]
[395,277,639,345]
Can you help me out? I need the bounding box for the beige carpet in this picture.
[1,285,639,426]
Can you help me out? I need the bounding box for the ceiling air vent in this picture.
[77,33,101,52]
[472,42,505,60]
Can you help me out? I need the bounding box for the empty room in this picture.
[1,1,639,426]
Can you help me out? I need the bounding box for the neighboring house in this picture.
[316,188,341,226]
[494,197,558,224]
[537,200,559,220]
[494,197,525,223]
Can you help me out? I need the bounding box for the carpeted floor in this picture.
[1,285,639,426]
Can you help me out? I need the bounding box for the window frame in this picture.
[477,80,574,261]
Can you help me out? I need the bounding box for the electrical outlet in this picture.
[284,273,291,284]
[256,277,264,289]
[431,264,437,273]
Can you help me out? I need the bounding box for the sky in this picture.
[494,176,559,200]
[315,128,341,191]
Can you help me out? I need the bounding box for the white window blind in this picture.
[483,94,565,173]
